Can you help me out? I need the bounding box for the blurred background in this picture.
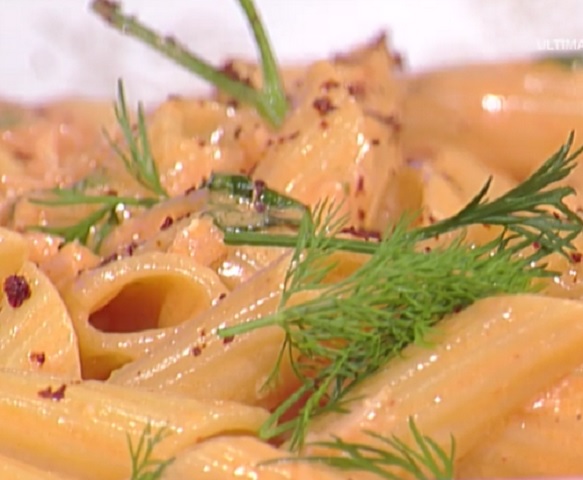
[0,0,582,103]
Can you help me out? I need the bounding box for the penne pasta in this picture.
[62,251,228,379]
[0,452,79,480]
[303,294,583,477]
[0,369,268,480]
[108,253,300,409]
[161,435,349,480]
[458,366,583,477]
[0,262,81,378]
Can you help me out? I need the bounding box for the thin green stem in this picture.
[238,0,287,122]
[90,0,287,126]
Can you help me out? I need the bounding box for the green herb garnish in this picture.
[91,0,288,127]
[218,135,583,448]
[128,424,174,480]
[293,418,454,480]
[204,173,306,232]
[29,80,164,250]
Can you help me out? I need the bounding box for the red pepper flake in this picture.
[340,226,381,242]
[424,246,432,253]
[99,253,120,267]
[3,275,31,308]
[160,216,174,231]
[13,149,33,161]
[356,175,365,194]
[184,185,197,195]
[312,96,336,116]
[572,252,582,263]
[321,79,340,91]
[453,305,463,313]
[125,241,138,256]
[234,126,242,140]
[371,138,380,146]
[532,241,541,250]
[226,99,239,109]
[364,110,402,132]
[37,384,66,401]
[428,215,437,225]
[223,335,235,345]
[347,82,365,98]
[288,131,300,141]
[192,345,202,357]
[218,293,227,301]
[29,351,46,366]
[320,120,329,130]
[392,51,404,70]
[221,61,242,82]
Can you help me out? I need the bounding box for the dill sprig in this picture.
[28,81,165,251]
[288,419,454,480]
[107,79,168,198]
[218,136,583,449]
[128,424,174,480]
[91,0,288,127]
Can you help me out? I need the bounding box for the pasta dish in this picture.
[1,1,583,479]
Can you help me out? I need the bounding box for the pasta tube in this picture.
[458,366,583,477]
[0,453,78,480]
[162,436,349,480]
[303,294,583,478]
[0,262,81,378]
[0,369,268,480]
[108,253,300,409]
[62,251,227,379]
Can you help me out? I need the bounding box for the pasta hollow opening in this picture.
[88,276,207,333]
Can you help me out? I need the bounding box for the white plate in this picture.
[0,0,582,103]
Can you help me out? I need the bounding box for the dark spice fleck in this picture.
[288,131,300,140]
[218,293,227,301]
[160,216,174,231]
[424,246,432,253]
[356,175,365,194]
[572,252,582,263]
[312,96,336,116]
[29,351,46,366]
[99,253,120,267]
[37,384,66,401]
[226,99,239,109]
[125,241,138,256]
[357,209,366,221]
[320,120,329,130]
[3,275,31,308]
[198,139,206,147]
[192,345,202,357]
[223,335,235,345]
[392,51,404,70]
[371,138,380,146]
[234,126,242,140]
[347,82,365,98]
[364,110,402,132]
[340,226,381,242]
[321,79,340,91]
